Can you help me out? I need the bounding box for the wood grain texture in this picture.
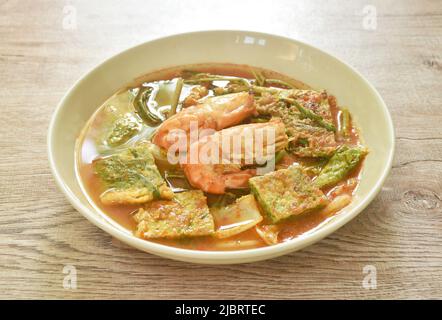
[0,0,441,299]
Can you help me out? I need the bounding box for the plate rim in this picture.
[47,29,395,264]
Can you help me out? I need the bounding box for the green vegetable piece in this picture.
[297,137,309,147]
[168,78,183,118]
[93,145,173,205]
[256,89,338,157]
[250,68,266,86]
[339,108,351,137]
[274,150,287,164]
[287,98,336,132]
[133,190,214,239]
[249,166,329,223]
[134,86,163,126]
[106,113,141,147]
[250,115,271,123]
[184,76,250,86]
[303,158,328,176]
[264,78,295,89]
[314,146,368,188]
[213,84,250,96]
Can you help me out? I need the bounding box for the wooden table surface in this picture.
[1,0,441,300]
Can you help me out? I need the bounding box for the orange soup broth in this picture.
[77,63,363,251]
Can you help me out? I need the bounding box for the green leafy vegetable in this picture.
[282,97,336,132]
[93,146,173,205]
[297,138,309,147]
[250,68,266,86]
[314,146,368,188]
[183,73,250,87]
[274,150,287,164]
[133,86,162,126]
[302,158,328,176]
[105,113,141,147]
[250,115,271,123]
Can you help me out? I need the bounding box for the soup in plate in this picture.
[76,63,367,251]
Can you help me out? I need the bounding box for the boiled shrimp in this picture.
[182,120,288,194]
[152,92,255,150]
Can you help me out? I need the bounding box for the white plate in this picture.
[48,30,394,264]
